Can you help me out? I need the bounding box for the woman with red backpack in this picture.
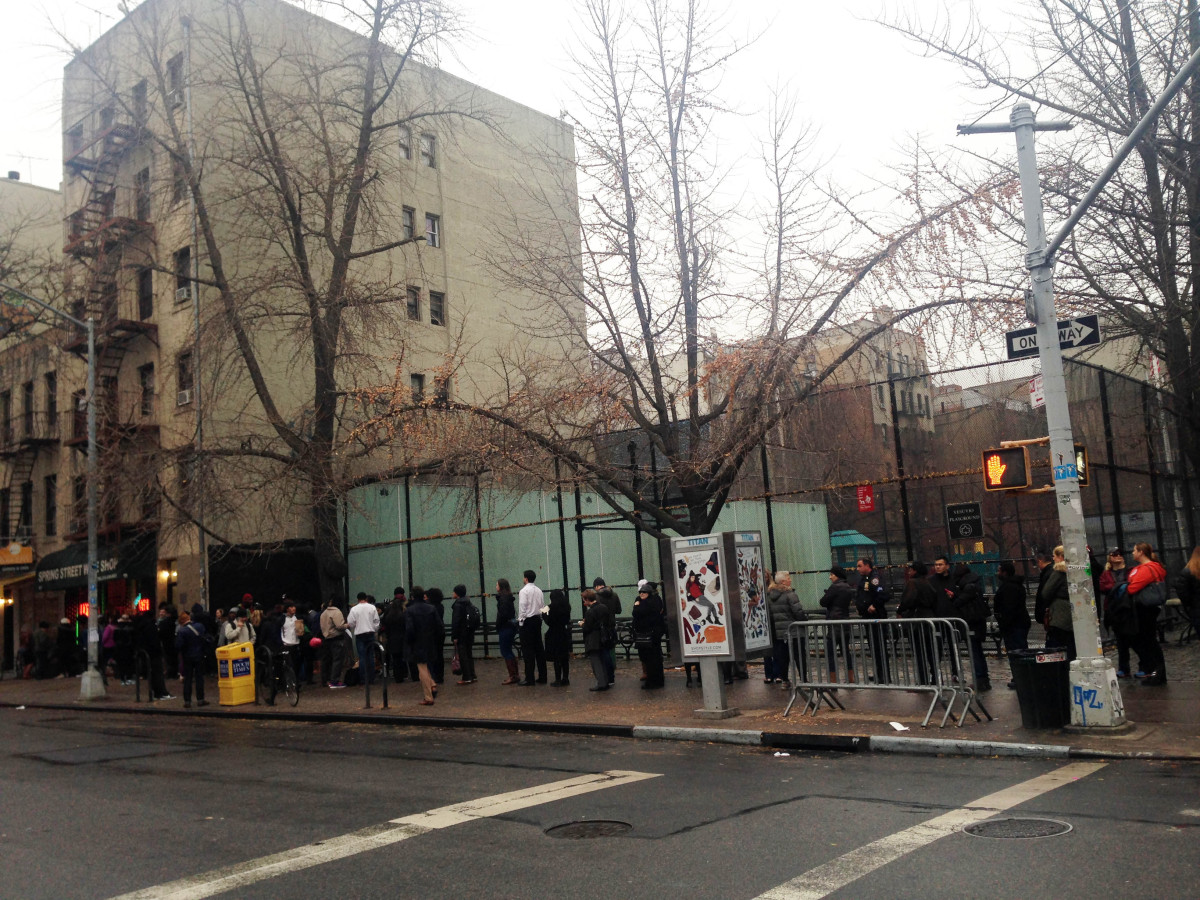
[1126,542,1168,686]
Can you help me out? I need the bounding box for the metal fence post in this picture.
[1098,370,1126,552]
[1142,382,1168,556]
[760,442,778,575]
[474,476,489,657]
[887,377,914,561]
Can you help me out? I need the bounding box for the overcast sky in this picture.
[0,0,1007,189]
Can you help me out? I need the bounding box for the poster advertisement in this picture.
[672,535,731,657]
[734,533,772,653]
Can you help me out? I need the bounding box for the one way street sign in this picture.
[1006,314,1102,360]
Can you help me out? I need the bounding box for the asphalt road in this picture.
[1,708,1196,900]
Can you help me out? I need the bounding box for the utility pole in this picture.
[959,45,1200,725]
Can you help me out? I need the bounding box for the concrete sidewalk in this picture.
[3,641,1198,760]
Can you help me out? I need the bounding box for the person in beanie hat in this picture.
[450,584,478,684]
[632,581,666,689]
[819,566,855,683]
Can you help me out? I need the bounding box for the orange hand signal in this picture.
[986,454,1007,485]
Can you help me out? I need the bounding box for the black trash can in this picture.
[1009,648,1071,729]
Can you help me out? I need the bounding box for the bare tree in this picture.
[366,0,1002,540]
[883,0,1200,481]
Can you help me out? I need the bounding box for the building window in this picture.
[22,381,34,436]
[139,363,155,417]
[425,213,440,248]
[132,79,148,125]
[0,390,11,447]
[167,53,185,107]
[18,481,31,538]
[406,286,420,321]
[66,124,84,158]
[45,372,57,424]
[402,206,415,240]
[44,475,56,537]
[172,159,187,205]
[137,267,154,320]
[0,488,8,541]
[141,483,161,521]
[72,476,85,535]
[176,351,194,405]
[420,133,436,168]
[398,125,411,160]
[434,377,451,404]
[429,291,445,326]
[410,373,425,401]
[99,106,115,132]
[174,246,191,301]
[135,167,151,221]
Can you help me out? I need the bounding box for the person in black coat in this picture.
[404,586,442,705]
[632,581,666,689]
[543,589,572,687]
[929,556,958,618]
[493,579,520,685]
[593,579,620,686]
[173,610,208,708]
[449,585,478,685]
[425,587,448,684]
[854,558,889,683]
[580,589,613,692]
[992,560,1031,689]
[1032,550,1055,628]
[819,566,856,683]
[54,618,77,678]
[382,588,408,684]
[136,610,172,700]
[953,563,990,690]
[898,561,937,684]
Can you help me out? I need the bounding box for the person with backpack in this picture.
[450,584,480,685]
[952,563,991,690]
[1099,548,1139,677]
[1042,546,1074,660]
[543,588,572,687]
[1126,542,1168,685]
[991,561,1031,689]
[174,610,209,708]
[592,578,620,686]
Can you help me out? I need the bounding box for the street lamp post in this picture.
[0,283,102,700]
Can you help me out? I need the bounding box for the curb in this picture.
[2,700,1195,761]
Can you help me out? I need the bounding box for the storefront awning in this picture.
[35,532,158,592]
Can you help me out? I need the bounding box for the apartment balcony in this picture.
[63,391,160,450]
[63,186,154,258]
[0,412,60,457]
[63,116,139,176]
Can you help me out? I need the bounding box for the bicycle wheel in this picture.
[283,666,299,707]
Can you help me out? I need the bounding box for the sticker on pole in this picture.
[1034,650,1067,663]
[1052,463,1078,481]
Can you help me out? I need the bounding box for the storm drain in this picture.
[963,817,1073,840]
[545,820,632,839]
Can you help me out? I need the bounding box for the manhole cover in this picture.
[963,817,1073,839]
[545,820,632,839]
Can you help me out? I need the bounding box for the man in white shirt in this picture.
[517,570,547,685]
[346,592,381,685]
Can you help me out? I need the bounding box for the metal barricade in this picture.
[783,618,992,728]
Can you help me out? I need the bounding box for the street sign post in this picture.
[945,501,984,540]
[1006,315,1101,360]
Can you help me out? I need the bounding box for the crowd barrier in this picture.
[783,618,993,728]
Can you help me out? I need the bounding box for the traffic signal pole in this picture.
[1008,103,1121,727]
[960,50,1200,725]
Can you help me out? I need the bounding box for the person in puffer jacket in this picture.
[767,572,806,685]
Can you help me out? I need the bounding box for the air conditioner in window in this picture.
[175,285,192,302]
[176,389,193,407]
[168,88,185,109]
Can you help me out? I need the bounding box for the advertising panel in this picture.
[734,532,772,655]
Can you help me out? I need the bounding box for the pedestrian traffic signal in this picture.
[981,446,1031,491]
[1075,443,1089,487]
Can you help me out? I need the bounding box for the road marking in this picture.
[754,761,1106,900]
[109,769,658,900]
